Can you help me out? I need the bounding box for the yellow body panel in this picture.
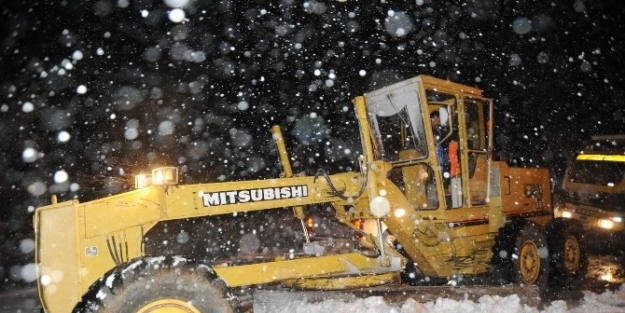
[499,163,552,216]
[35,201,80,313]
[82,187,163,238]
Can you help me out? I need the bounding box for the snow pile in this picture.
[256,287,625,313]
[567,285,625,313]
[260,295,544,313]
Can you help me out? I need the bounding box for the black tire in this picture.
[511,222,550,287]
[489,262,512,285]
[74,257,238,313]
[491,221,522,284]
[545,218,588,289]
[491,221,550,287]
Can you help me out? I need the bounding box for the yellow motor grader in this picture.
[34,75,587,313]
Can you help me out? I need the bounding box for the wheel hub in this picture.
[564,235,581,272]
[137,299,201,313]
[520,240,540,284]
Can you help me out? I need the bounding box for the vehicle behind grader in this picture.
[34,75,587,312]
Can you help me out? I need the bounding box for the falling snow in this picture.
[1,0,625,311]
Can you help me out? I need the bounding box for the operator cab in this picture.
[364,75,492,212]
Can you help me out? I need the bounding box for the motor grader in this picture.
[34,75,587,313]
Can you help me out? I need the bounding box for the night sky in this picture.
[1,0,625,287]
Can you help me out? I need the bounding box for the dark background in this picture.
[1,0,624,289]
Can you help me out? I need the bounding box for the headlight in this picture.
[599,219,614,230]
[561,211,572,218]
[394,208,406,218]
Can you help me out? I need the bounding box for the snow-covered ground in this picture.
[3,284,625,313]
[255,286,625,313]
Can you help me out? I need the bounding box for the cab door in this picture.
[461,97,492,206]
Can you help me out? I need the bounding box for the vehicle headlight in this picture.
[561,211,572,218]
[599,219,614,230]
